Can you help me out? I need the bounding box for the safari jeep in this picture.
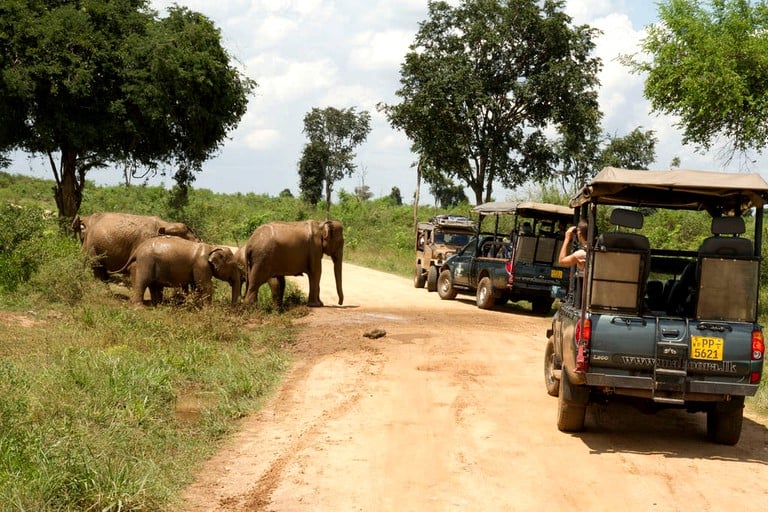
[437,201,573,314]
[545,167,767,445]
[414,214,476,292]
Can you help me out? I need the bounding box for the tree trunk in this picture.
[324,180,332,220]
[413,158,422,232]
[51,149,84,231]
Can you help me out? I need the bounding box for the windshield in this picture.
[437,232,471,247]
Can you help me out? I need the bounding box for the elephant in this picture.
[117,236,242,305]
[73,212,199,280]
[243,220,344,308]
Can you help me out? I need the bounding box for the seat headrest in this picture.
[609,208,643,229]
[711,216,745,235]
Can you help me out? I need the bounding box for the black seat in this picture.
[698,216,753,257]
[645,279,664,312]
[666,262,697,316]
[597,208,650,252]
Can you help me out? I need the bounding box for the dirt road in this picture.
[181,259,768,511]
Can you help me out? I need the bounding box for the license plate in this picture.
[550,269,563,279]
[691,336,724,361]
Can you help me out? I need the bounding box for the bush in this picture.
[0,205,50,292]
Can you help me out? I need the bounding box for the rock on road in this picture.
[181,258,768,511]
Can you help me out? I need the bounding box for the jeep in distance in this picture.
[414,214,476,292]
[436,201,573,314]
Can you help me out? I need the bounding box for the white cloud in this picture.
[245,128,281,150]
[350,30,413,71]
[247,54,338,102]
[253,15,299,47]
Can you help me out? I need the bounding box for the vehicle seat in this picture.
[597,208,650,253]
[666,262,697,317]
[590,208,651,314]
[644,279,665,313]
[695,216,758,321]
[698,216,753,258]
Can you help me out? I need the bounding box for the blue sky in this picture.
[11,1,763,204]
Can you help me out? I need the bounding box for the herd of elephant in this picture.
[71,212,344,308]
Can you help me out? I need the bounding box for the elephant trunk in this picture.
[333,249,344,305]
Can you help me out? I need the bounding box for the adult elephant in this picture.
[73,212,199,280]
[243,220,344,308]
[117,236,242,305]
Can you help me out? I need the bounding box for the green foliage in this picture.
[624,0,768,158]
[598,127,658,170]
[0,205,51,292]
[381,0,602,205]
[0,1,255,219]
[299,106,372,216]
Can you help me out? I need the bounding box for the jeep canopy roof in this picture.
[472,201,573,222]
[570,167,768,214]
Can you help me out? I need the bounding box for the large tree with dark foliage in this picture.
[380,0,602,205]
[0,0,255,222]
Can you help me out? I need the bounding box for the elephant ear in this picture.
[208,247,227,269]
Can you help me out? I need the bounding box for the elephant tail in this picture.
[112,252,137,275]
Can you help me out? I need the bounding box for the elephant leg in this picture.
[244,275,266,305]
[149,284,164,306]
[268,276,285,310]
[307,273,324,308]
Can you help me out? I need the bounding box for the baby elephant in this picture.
[118,236,242,306]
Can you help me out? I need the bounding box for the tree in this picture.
[388,186,403,206]
[354,185,373,202]
[622,0,768,164]
[597,128,658,170]
[380,0,601,205]
[0,1,255,223]
[299,106,371,218]
[298,140,328,206]
[552,127,657,195]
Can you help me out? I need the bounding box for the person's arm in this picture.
[558,227,577,266]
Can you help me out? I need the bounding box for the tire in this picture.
[557,370,588,432]
[706,397,744,445]
[414,264,426,288]
[437,269,458,300]
[544,338,560,397]
[426,265,439,292]
[532,298,554,316]
[476,277,495,309]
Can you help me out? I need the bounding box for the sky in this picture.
[10,0,763,204]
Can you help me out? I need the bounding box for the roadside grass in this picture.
[0,238,297,511]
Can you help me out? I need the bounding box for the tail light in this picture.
[752,329,764,360]
[751,329,765,384]
[575,316,591,373]
[505,260,514,285]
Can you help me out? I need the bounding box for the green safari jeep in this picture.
[546,167,767,445]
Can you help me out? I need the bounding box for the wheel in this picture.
[532,298,554,316]
[476,277,495,309]
[437,269,458,300]
[544,338,560,397]
[426,265,439,292]
[414,264,426,288]
[557,369,588,432]
[706,397,744,445]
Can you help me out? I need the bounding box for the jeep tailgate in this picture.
[585,314,761,396]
